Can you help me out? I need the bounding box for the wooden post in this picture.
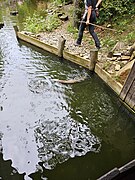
[89,49,98,71]
[13,25,19,37]
[57,36,66,57]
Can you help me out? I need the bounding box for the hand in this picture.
[86,20,89,25]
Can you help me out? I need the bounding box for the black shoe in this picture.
[96,46,101,50]
[74,42,81,46]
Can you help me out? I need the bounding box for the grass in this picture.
[23,1,135,49]
[98,14,135,48]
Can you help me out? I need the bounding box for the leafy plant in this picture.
[23,12,61,33]
[23,12,46,33]
[99,0,135,24]
[124,32,135,44]
[67,22,78,34]
[44,14,61,32]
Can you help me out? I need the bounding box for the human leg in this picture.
[89,24,100,49]
[76,22,86,45]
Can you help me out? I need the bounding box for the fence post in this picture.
[13,25,19,37]
[89,49,98,71]
[57,36,66,57]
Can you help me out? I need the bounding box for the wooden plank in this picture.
[125,80,135,108]
[120,61,135,100]
[95,64,123,95]
[128,92,135,109]
[17,32,58,55]
[125,79,135,103]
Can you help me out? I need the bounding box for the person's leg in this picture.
[89,12,100,49]
[76,22,86,45]
[89,24,100,49]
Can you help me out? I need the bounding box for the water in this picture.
[0,3,135,180]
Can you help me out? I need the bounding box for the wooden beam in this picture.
[120,61,135,100]
[125,80,135,108]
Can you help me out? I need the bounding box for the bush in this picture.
[44,14,61,32]
[23,12,61,33]
[23,12,46,33]
[99,0,135,24]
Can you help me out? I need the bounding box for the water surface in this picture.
[0,4,135,180]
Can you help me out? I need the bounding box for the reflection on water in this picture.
[35,118,100,170]
[0,4,135,180]
[0,14,101,179]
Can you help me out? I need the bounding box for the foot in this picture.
[74,42,81,46]
[96,46,101,50]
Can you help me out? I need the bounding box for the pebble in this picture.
[115,64,121,71]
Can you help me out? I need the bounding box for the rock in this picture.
[111,57,117,61]
[106,24,112,28]
[117,42,125,50]
[57,12,63,17]
[108,70,114,74]
[113,52,122,57]
[57,4,63,8]
[122,61,128,65]
[83,55,89,59]
[59,15,68,21]
[120,56,130,61]
[65,1,73,5]
[117,57,121,61]
[122,50,131,56]
[10,11,18,16]
[0,22,4,29]
[115,64,121,71]
[36,34,41,38]
[80,54,83,57]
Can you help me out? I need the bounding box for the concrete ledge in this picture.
[119,159,135,173]
[95,64,123,95]
[17,32,58,56]
[63,51,90,69]
[97,168,120,180]
[16,31,123,97]
[98,159,135,180]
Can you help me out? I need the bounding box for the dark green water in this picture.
[0,2,135,180]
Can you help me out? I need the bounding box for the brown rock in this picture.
[119,56,130,61]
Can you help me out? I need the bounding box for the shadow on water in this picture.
[0,1,135,180]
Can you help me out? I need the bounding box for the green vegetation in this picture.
[98,0,135,24]
[67,22,78,38]
[23,12,61,33]
[21,0,135,47]
[23,12,46,33]
[99,14,135,49]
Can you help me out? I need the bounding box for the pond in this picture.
[0,1,135,180]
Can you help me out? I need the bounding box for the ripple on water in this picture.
[34,117,101,170]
